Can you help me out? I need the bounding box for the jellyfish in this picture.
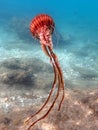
[25,14,65,130]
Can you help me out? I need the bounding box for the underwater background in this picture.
[0,0,98,130]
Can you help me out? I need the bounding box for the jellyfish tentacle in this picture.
[55,60,65,111]
[46,45,64,111]
[25,45,58,125]
[27,46,62,130]
[53,56,65,111]
[41,44,50,57]
[57,73,65,111]
[27,69,61,130]
[48,46,65,111]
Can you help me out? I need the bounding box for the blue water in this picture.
[0,0,98,88]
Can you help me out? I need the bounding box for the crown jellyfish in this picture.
[25,14,65,130]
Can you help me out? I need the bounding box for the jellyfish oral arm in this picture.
[38,26,53,49]
[44,45,65,111]
[47,46,65,110]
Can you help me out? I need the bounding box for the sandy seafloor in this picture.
[0,6,98,130]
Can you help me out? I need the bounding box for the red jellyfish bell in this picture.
[25,14,65,130]
[30,14,55,55]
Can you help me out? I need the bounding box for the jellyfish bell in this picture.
[30,14,55,38]
[30,14,55,48]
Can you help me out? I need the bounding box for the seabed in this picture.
[0,58,98,130]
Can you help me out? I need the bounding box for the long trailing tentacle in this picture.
[57,72,65,111]
[25,45,58,125]
[27,45,62,130]
[26,44,64,130]
[27,65,61,130]
[55,59,64,111]
[40,44,64,110]
[46,45,64,111]
[48,46,65,111]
